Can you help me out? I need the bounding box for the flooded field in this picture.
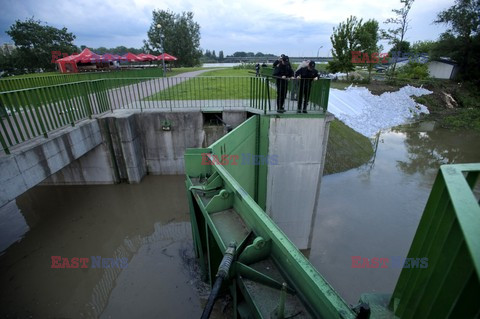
[310,123,480,304]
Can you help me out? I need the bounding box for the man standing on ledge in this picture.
[273,54,294,113]
[294,61,319,113]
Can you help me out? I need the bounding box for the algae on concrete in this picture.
[324,120,374,175]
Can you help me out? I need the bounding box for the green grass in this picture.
[440,108,480,131]
[199,68,254,77]
[145,67,275,100]
[330,81,354,90]
[6,72,59,78]
[0,67,208,93]
[324,120,374,175]
[166,67,211,77]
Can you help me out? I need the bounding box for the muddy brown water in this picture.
[0,176,218,318]
[0,122,479,317]
[309,123,480,305]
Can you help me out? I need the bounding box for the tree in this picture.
[382,0,415,75]
[433,0,480,80]
[328,16,362,80]
[212,50,216,59]
[388,40,411,58]
[145,10,202,67]
[356,19,381,80]
[6,18,78,72]
[410,40,436,55]
[218,50,224,61]
[94,47,108,54]
[232,51,247,57]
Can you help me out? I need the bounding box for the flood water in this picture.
[309,122,480,305]
[0,176,214,318]
[0,122,479,317]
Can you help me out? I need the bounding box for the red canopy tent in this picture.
[100,53,116,62]
[113,54,127,62]
[56,52,80,73]
[56,48,104,73]
[122,52,142,62]
[137,53,157,61]
[157,53,178,61]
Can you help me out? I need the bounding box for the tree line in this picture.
[328,0,480,81]
[200,50,276,62]
[1,9,203,76]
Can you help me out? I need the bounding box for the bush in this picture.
[396,62,429,80]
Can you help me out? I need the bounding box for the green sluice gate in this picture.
[184,115,480,318]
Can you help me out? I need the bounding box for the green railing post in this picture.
[32,89,49,138]
[81,81,93,118]
[264,77,271,114]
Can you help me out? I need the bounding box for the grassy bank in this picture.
[324,120,374,175]
[414,81,480,131]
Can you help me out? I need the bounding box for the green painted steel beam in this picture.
[390,163,480,318]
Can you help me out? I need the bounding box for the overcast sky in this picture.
[0,0,453,57]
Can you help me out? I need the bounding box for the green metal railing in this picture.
[1,75,330,154]
[0,68,165,93]
[390,163,480,318]
[260,68,331,113]
[0,80,110,154]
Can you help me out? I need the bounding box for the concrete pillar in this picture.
[265,115,333,250]
[101,112,147,183]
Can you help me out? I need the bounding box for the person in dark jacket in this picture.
[294,60,319,113]
[273,55,294,113]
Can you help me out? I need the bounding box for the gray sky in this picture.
[0,0,453,57]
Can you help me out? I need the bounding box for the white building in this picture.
[392,56,459,80]
[427,59,459,80]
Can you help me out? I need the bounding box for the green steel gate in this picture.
[185,116,480,318]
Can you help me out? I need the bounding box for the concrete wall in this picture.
[99,111,246,177]
[42,143,116,185]
[223,111,247,128]
[0,120,102,207]
[138,111,205,175]
[0,110,247,208]
[265,115,333,250]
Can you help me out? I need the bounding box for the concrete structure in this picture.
[1,108,330,249]
[1,110,248,208]
[0,120,102,207]
[265,115,333,249]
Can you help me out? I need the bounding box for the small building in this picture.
[427,58,459,80]
[390,56,459,80]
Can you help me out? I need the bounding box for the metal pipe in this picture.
[200,242,236,319]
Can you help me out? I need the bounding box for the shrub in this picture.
[396,62,429,80]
